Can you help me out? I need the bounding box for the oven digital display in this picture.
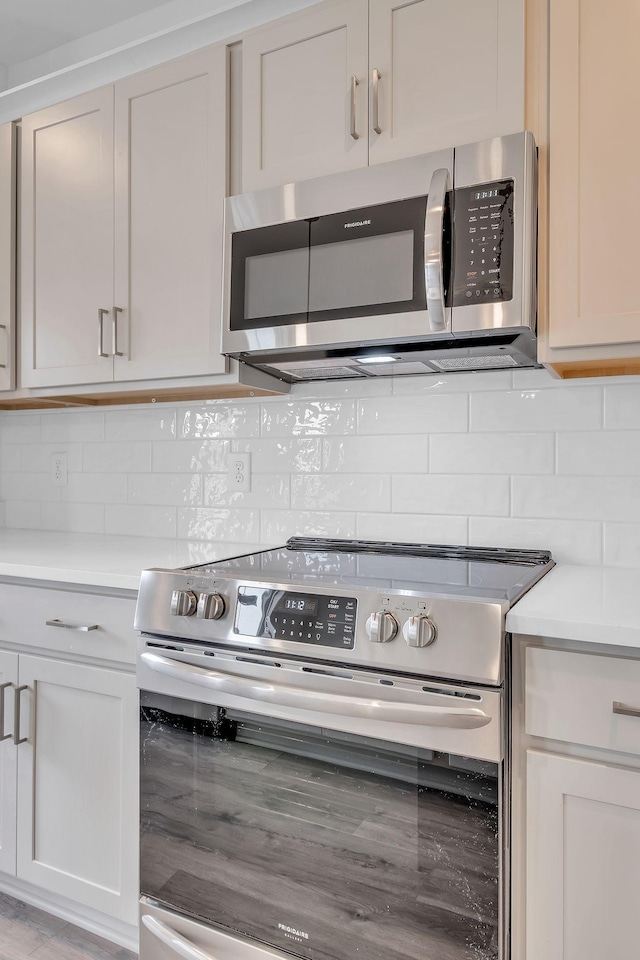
[234,586,356,649]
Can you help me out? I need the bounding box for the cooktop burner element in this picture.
[135,537,554,687]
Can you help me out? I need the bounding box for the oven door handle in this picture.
[142,914,217,960]
[140,652,492,729]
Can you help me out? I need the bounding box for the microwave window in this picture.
[308,230,414,314]
[245,246,309,320]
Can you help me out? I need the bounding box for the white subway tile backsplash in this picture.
[41,503,105,535]
[323,435,429,474]
[292,475,390,512]
[604,383,640,429]
[262,400,356,437]
[177,507,260,542]
[356,513,468,544]
[83,442,152,473]
[260,510,356,542]
[469,517,602,566]
[0,371,639,567]
[128,474,203,506]
[358,393,467,434]
[604,523,640,568]
[152,439,230,473]
[105,504,177,538]
[430,433,554,475]
[471,386,602,432]
[393,475,510,516]
[557,431,640,475]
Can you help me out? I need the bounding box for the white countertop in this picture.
[506,564,640,648]
[0,529,272,592]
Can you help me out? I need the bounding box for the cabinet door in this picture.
[242,0,369,191]
[16,656,138,924]
[114,49,227,381]
[0,122,15,392]
[527,750,640,960]
[369,0,524,165]
[547,0,640,349]
[0,650,18,876]
[21,89,115,388]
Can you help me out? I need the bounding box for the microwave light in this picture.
[355,355,399,364]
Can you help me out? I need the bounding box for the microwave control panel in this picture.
[451,179,514,307]
[234,586,356,649]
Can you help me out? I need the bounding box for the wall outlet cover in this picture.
[51,452,68,486]
[227,452,251,492]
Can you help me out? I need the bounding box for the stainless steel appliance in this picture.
[135,538,553,960]
[222,133,537,382]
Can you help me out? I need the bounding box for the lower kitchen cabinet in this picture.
[526,750,640,960]
[516,641,640,960]
[0,582,139,936]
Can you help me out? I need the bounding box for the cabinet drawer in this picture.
[526,647,640,756]
[0,583,136,664]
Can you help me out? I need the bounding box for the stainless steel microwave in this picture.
[222,132,537,382]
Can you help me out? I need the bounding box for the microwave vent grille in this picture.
[430,355,518,371]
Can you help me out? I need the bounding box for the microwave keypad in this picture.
[451,179,514,307]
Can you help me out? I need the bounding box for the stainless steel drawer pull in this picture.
[372,67,382,134]
[112,306,124,357]
[350,75,359,140]
[613,700,640,718]
[98,308,109,358]
[142,914,217,960]
[0,323,6,368]
[13,685,28,746]
[46,619,99,632]
[0,682,13,741]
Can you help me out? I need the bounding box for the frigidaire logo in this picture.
[277,923,310,941]
[344,219,371,228]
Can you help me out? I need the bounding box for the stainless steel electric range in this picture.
[135,538,554,960]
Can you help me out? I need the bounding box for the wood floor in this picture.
[0,892,136,960]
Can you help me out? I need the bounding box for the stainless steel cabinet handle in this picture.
[13,685,28,746]
[350,75,360,140]
[142,915,218,960]
[141,652,492,729]
[0,323,6,369]
[0,682,13,742]
[372,68,382,134]
[98,308,109,358]
[613,700,640,718]
[112,306,124,357]
[46,619,99,632]
[425,167,451,333]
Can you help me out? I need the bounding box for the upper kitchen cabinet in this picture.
[531,0,640,376]
[239,0,524,192]
[20,48,227,390]
[0,123,16,392]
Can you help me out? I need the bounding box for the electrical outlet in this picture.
[51,452,68,486]
[227,452,251,492]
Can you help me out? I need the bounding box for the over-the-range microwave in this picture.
[222,132,537,383]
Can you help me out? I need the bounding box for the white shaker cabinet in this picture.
[240,0,524,191]
[527,751,640,960]
[241,0,369,191]
[15,655,138,925]
[0,650,18,877]
[21,48,227,389]
[20,89,115,388]
[0,122,16,391]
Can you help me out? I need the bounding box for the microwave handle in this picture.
[425,167,451,333]
[140,651,492,729]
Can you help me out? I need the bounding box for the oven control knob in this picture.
[170,590,197,617]
[403,615,437,648]
[366,611,398,643]
[196,592,225,620]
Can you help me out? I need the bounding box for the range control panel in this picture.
[234,586,356,649]
[451,178,514,307]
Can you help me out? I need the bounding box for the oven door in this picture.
[138,641,504,960]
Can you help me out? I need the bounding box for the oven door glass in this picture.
[140,690,500,960]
